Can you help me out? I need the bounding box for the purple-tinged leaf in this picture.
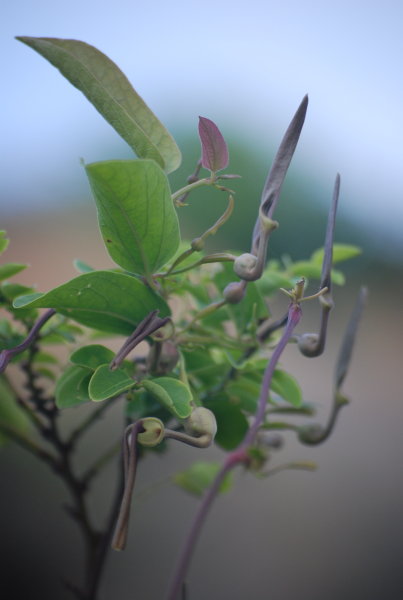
[198,117,229,173]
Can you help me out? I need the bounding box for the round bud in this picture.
[137,417,165,447]
[233,253,258,279]
[298,424,324,445]
[223,281,246,304]
[185,407,217,440]
[297,333,320,357]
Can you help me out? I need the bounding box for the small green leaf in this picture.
[17,37,181,173]
[73,259,94,273]
[88,364,135,401]
[0,263,27,282]
[0,376,31,446]
[141,377,192,419]
[1,282,34,301]
[174,461,233,497]
[55,365,92,408]
[257,270,295,296]
[86,160,180,276]
[70,344,115,370]
[289,261,322,279]
[0,231,9,255]
[311,244,362,265]
[13,271,170,336]
[271,369,302,407]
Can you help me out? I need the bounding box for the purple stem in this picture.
[165,302,302,600]
[0,309,56,374]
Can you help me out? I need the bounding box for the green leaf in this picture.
[0,231,9,255]
[70,344,115,370]
[174,461,233,497]
[0,263,27,282]
[206,397,248,450]
[73,259,94,273]
[55,365,92,408]
[88,364,135,401]
[257,269,295,296]
[1,282,34,301]
[141,377,192,419]
[0,376,31,446]
[86,160,180,276]
[271,369,302,407]
[226,376,262,413]
[17,37,181,173]
[311,244,362,265]
[13,270,170,336]
[289,261,322,279]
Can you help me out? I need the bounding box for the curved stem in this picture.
[0,309,56,373]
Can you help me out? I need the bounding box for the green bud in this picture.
[137,417,165,447]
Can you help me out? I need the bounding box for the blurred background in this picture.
[1,1,403,599]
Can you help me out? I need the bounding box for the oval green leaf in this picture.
[86,160,180,276]
[13,271,170,336]
[17,37,181,173]
[70,344,116,370]
[55,365,92,408]
[88,364,136,402]
[141,377,192,419]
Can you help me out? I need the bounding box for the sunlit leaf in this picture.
[17,37,181,173]
[86,160,180,276]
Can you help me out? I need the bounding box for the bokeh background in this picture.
[1,1,402,599]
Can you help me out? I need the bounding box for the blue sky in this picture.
[2,1,403,261]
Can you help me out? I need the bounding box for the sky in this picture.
[2,0,403,262]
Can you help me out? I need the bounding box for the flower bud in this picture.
[137,418,165,447]
[298,423,324,444]
[185,407,217,441]
[297,333,320,357]
[233,253,258,279]
[223,281,246,304]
